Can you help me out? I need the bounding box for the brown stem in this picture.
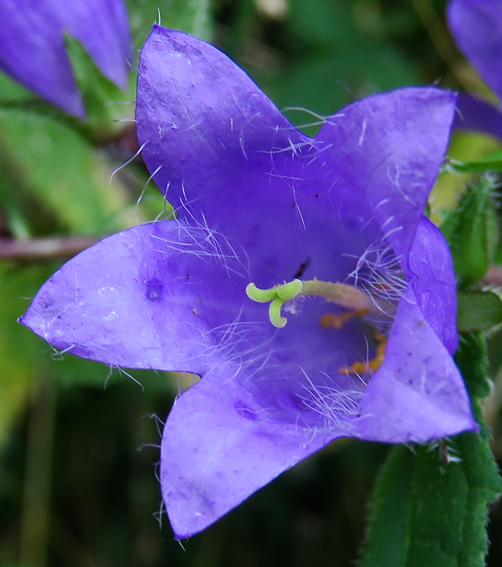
[411,0,485,92]
[0,236,98,260]
[483,265,502,287]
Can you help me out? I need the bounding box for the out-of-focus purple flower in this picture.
[0,0,131,117]
[447,0,502,137]
[20,26,477,538]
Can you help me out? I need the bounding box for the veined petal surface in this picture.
[408,216,458,355]
[20,221,252,373]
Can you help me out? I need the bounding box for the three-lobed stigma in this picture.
[246,278,381,328]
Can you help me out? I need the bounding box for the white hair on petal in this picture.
[135,165,164,224]
[346,234,406,308]
[149,183,251,278]
[153,495,165,529]
[109,142,147,184]
[296,368,364,432]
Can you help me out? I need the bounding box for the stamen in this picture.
[321,309,370,329]
[246,278,382,328]
[339,332,387,375]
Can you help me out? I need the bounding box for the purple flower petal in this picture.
[448,0,502,101]
[137,28,455,280]
[0,0,131,117]
[21,26,477,539]
[408,216,458,355]
[356,285,474,443]
[136,26,306,207]
[136,26,319,286]
[453,92,502,139]
[20,220,254,372]
[160,367,339,539]
[314,88,456,262]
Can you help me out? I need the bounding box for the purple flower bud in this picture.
[447,0,502,136]
[448,0,502,100]
[0,0,131,117]
[20,26,477,538]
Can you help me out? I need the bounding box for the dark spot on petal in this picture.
[234,401,260,421]
[185,273,190,279]
[145,278,163,301]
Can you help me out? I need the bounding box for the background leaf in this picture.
[64,35,133,138]
[447,150,502,174]
[0,107,137,236]
[359,334,502,567]
[457,290,502,332]
[441,176,499,287]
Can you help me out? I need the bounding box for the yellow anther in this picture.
[320,309,370,329]
[339,333,387,375]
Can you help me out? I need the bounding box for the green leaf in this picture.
[446,150,502,174]
[64,34,133,138]
[358,445,415,566]
[359,332,501,567]
[0,68,34,101]
[441,177,499,287]
[0,107,137,235]
[162,0,213,40]
[455,333,491,411]
[125,0,213,48]
[457,290,502,332]
[359,438,501,567]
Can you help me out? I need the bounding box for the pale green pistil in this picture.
[246,278,380,328]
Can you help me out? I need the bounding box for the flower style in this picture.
[0,0,131,117]
[20,26,477,538]
[447,0,502,138]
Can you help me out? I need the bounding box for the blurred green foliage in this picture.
[360,334,502,567]
[1,1,502,566]
[442,176,499,287]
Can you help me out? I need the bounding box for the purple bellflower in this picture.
[20,26,477,538]
[447,0,502,138]
[0,0,131,117]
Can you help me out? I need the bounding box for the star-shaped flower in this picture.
[447,0,502,138]
[20,26,477,538]
[0,0,131,117]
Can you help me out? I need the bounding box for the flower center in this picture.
[245,278,386,328]
[246,278,391,376]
